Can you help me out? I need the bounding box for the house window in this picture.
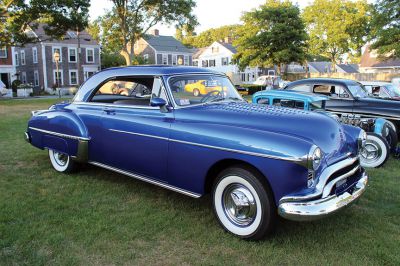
[53,70,63,86]
[68,48,77,62]
[202,60,208,67]
[162,54,168,65]
[21,72,27,84]
[241,73,246,82]
[84,71,95,81]
[184,55,189,66]
[192,60,198,67]
[172,55,177,65]
[15,53,19,66]
[32,47,38,63]
[86,48,94,63]
[0,47,7,58]
[52,47,62,62]
[69,70,78,85]
[21,50,25,65]
[209,59,216,67]
[211,46,219,53]
[222,57,229,66]
[33,71,39,86]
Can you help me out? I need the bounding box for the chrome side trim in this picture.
[278,172,368,221]
[89,161,201,198]
[74,102,160,110]
[279,156,359,203]
[109,128,302,163]
[29,127,90,141]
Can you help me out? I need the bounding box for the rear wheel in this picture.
[212,166,276,240]
[359,133,389,168]
[48,149,76,173]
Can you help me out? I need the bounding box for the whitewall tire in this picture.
[212,166,276,240]
[359,133,389,168]
[48,149,76,173]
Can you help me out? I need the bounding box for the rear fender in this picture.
[27,109,89,162]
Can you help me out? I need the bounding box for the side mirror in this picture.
[150,97,169,112]
[150,97,167,107]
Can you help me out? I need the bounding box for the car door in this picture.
[314,83,354,114]
[89,76,172,182]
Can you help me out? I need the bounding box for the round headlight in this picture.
[308,145,322,170]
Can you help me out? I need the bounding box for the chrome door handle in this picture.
[103,108,116,115]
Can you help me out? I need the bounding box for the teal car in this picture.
[253,90,391,168]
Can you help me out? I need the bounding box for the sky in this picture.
[89,0,373,36]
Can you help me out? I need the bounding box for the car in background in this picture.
[282,78,399,151]
[253,90,391,168]
[253,75,288,88]
[184,79,225,96]
[25,66,368,240]
[359,81,400,100]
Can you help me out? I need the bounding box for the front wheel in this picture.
[359,133,389,168]
[212,166,276,240]
[48,149,76,173]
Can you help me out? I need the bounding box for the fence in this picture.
[286,72,400,82]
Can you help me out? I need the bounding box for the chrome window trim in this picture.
[29,127,90,141]
[109,128,302,163]
[89,161,201,198]
[73,101,160,110]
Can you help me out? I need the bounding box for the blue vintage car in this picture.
[253,90,391,168]
[25,66,368,240]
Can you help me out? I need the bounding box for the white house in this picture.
[193,41,260,85]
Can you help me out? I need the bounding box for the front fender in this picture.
[27,108,89,162]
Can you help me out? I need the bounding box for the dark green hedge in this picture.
[241,84,266,95]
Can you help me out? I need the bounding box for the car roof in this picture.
[254,89,328,102]
[102,65,222,76]
[359,81,391,86]
[286,78,361,87]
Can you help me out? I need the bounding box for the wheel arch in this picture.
[203,158,274,198]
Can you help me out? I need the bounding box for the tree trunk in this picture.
[120,49,132,66]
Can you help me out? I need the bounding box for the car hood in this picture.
[176,102,359,164]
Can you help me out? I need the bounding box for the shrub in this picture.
[241,84,266,95]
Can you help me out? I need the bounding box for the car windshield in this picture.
[348,85,369,98]
[309,100,325,111]
[168,75,243,106]
[386,84,400,97]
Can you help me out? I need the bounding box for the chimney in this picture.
[224,37,232,44]
[151,29,159,36]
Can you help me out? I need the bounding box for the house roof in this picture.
[218,42,237,54]
[27,23,98,45]
[336,64,359,73]
[308,61,332,73]
[360,45,400,68]
[144,35,191,53]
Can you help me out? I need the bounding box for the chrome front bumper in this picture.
[278,156,368,221]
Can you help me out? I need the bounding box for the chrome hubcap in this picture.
[222,183,256,226]
[360,140,382,163]
[53,151,68,166]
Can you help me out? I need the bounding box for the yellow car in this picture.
[184,80,224,96]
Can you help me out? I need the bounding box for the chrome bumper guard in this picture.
[278,156,368,221]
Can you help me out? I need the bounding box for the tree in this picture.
[101,0,197,65]
[303,0,370,66]
[177,24,241,48]
[233,0,308,74]
[369,0,400,58]
[0,0,90,47]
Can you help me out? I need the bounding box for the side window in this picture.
[257,98,269,105]
[272,99,305,109]
[332,85,348,98]
[290,84,311,92]
[91,77,154,106]
[313,85,331,95]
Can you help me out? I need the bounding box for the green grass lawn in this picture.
[0,98,399,265]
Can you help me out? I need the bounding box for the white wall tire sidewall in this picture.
[360,135,388,168]
[214,175,262,237]
[49,149,70,172]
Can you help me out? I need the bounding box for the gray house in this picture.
[134,29,192,66]
[15,24,100,91]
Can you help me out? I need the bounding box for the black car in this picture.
[282,78,399,150]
